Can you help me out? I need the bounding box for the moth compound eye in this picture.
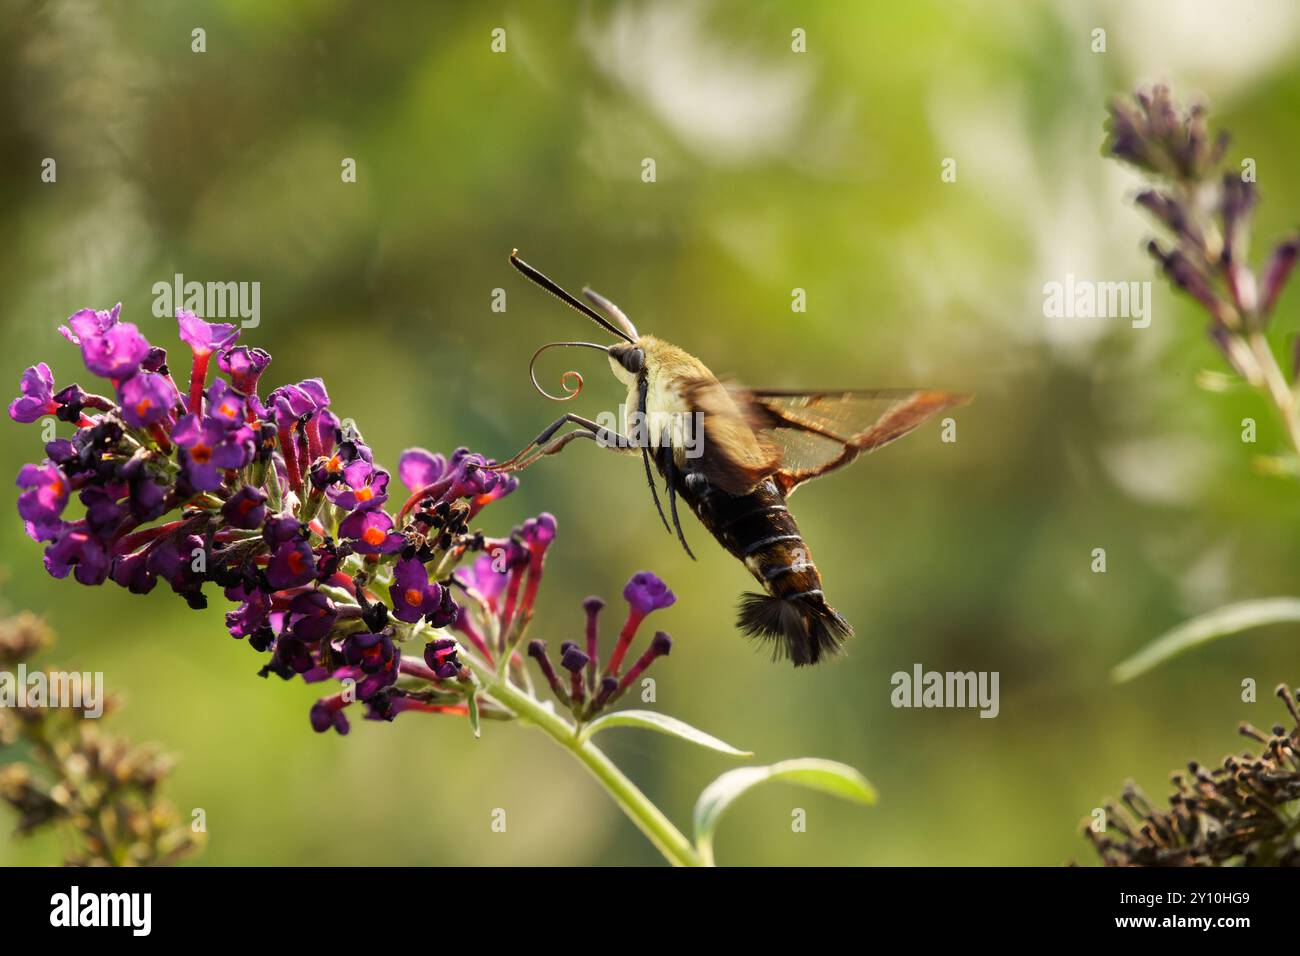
[623,348,645,374]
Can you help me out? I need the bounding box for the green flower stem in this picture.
[467,657,702,867]
[1245,329,1300,458]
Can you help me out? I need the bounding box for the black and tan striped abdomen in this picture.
[675,476,823,600]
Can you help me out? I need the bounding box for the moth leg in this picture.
[491,414,633,474]
[660,452,696,560]
[635,373,673,537]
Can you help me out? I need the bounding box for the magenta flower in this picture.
[80,321,151,381]
[16,461,69,540]
[423,638,461,679]
[226,588,271,641]
[454,553,509,606]
[623,571,676,616]
[57,305,121,345]
[341,630,396,675]
[221,485,267,530]
[607,571,676,675]
[286,591,337,643]
[205,379,247,428]
[398,447,447,492]
[268,378,329,422]
[8,364,58,423]
[266,538,317,589]
[310,695,350,736]
[326,461,389,512]
[172,414,255,491]
[390,557,442,623]
[44,528,109,585]
[110,549,157,595]
[145,534,206,601]
[338,508,404,555]
[217,345,271,396]
[118,371,176,428]
[177,310,239,358]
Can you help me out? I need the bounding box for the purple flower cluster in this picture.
[9,303,545,735]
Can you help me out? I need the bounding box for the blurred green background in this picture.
[5,0,1300,866]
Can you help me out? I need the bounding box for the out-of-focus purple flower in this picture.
[110,549,157,595]
[287,590,337,643]
[221,485,267,529]
[520,513,558,554]
[172,414,255,490]
[427,586,458,628]
[177,310,238,358]
[266,538,317,589]
[325,461,389,512]
[146,533,205,597]
[79,486,127,540]
[310,695,350,735]
[126,475,167,522]
[118,371,175,428]
[622,571,676,617]
[454,553,508,607]
[423,638,461,679]
[217,346,271,396]
[16,462,69,541]
[80,321,151,381]
[44,528,109,585]
[205,379,247,428]
[8,364,58,423]
[262,514,305,548]
[398,448,446,493]
[389,556,441,624]
[338,508,404,555]
[341,630,396,675]
[226,587,271,641]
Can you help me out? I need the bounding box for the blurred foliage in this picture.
[5,0,1300,865]
[0,612,203,865]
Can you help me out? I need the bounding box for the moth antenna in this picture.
[581,286,639,341]
[510,250,634,343]
[528,341,610,402]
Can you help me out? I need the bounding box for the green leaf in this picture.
[693,758,876,866]
[578,710,752,757]
[1112,597,1300,684]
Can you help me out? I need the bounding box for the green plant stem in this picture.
[1245,329,1300,458]
[467,657,702,867]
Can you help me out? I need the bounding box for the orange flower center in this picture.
[362,527,386,546]
[354,486,374,502]
[191,444,212,464]
[404,588,423,607]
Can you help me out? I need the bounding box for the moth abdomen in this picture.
[675,474,852,666]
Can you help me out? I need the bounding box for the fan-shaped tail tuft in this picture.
[736,592,852,667]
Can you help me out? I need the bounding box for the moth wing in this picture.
[738,389,970,495]
[679,376,781,495]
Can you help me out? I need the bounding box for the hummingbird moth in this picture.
[491,251,968,667]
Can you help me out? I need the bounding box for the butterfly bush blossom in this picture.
[9,306,675,736]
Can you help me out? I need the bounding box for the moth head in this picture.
[606,342,645,385]
[510,249,644,401]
